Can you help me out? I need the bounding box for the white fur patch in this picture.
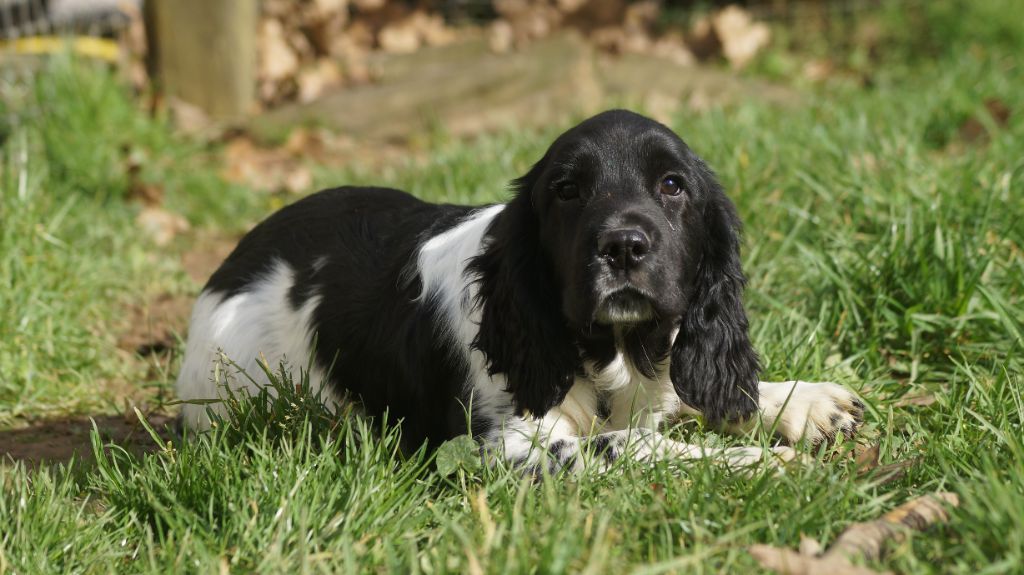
[176,259,333,429]
[586,352,679,431]
[749,380,862,444]
[415,204,515,423]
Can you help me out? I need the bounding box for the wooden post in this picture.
[152,0,257,122]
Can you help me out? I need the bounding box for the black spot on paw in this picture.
[549,439,569,460]
[589,435,621,464]
[829,413,843,429]
[852,406,865,423]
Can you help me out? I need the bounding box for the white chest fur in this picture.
[547,350,681,437]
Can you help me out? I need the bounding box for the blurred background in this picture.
[0,0,992,140]
[0,0,1014,186]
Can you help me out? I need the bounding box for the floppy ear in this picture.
[469,167,579,417]
[670,182,760,426]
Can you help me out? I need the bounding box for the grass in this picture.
[2,1,1023,572]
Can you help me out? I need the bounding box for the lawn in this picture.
[2,2,1023,572]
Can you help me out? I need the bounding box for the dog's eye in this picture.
[556,182,580,201]
[659,176,683,196]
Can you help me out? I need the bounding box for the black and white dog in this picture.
[177,110,863,470]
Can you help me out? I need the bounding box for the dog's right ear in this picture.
[469,161,580,417]
[670,174,760,426]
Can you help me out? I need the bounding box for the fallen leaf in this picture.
[830,492,958,561]
[379,18,421,54]
[435,434,482,477]
[854,443,880,473]
[799,535,824,557]
[121,146,165,207]
[167,97,213,135]
[650,33,696,67]
[713,5,772,69]
[749,545,878,575]
[352,0,385,11]
[750,492,958,575]
[958,98,1011,144]
[893,393,937,408]
[687,15,721,60]
[863,458,920,487]
[297,59,343,103]
[136,207,189,247]
[411,11,455,47]
[221,136,293,193]
[284,166,313,195]
[259,19,300,82]
[489,20,515,53]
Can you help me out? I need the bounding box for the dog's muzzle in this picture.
[595,288,654,325]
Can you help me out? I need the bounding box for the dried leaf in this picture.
[957,98,1011,144]
[352,0,385,12]
[854,443,880,473]
[297,60,343,103]
[893,393,937,408]
[136,207,189,247]
[748,545,878,575]
[259,19,300,82]
[489,20,515,53]
[379,19,421,54]
[167,97,213,135]
[799,535,824,557]
[713,5,771,69]
[830,493,958,561]
[284,166,313,195]
[750,492,959,575]
[122,147,165,207]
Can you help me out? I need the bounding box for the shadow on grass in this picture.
[0,413,177,468]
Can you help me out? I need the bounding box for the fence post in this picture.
[152,0,257,121]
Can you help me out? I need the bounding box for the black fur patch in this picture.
[204,187,476,451]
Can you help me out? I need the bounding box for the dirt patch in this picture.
[181,230,240,284]
[0,412,176,468]
[114,231,238,355]
[117,292,194,357]
[116,231,239,359]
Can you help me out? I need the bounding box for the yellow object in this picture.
[0,36,120,62]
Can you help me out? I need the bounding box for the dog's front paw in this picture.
[758,381,864,447]
[718,445,808,473]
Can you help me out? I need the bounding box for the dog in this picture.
[177,110,863,471]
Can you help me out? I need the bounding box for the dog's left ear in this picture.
[469,164,579,417]
[670,175,760,425]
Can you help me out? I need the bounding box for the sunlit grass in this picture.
[1,2,1023,572]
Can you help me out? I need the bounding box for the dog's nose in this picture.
[598,228,651,271]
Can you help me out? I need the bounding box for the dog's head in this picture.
[472,110,759,423]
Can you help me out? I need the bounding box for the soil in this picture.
[0,412,177,468]
[1,232,241,467]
